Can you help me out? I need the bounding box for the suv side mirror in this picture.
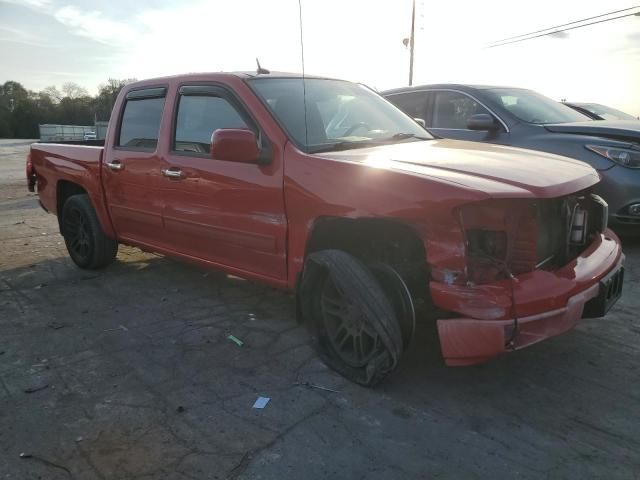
[414,117,426,128]
[467,114,499,131]
[211,129,260,163]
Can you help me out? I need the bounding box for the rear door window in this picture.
[118,95,165,149]
[432,91,490,129]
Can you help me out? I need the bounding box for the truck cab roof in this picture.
[123,71,342,91]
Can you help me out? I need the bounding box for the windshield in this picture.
[577,103,637,121]
[249,78,432,152]
[485,88,590,124]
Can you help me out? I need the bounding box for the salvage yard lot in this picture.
[1,139,639,479]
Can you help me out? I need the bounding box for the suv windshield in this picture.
[485,88,590,124]
[577,103,637,121]
[249,78,432,152]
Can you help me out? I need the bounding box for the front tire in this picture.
[299,250,403,387]
[61,194,118,269]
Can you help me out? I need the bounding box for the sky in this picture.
[1,0,639,115]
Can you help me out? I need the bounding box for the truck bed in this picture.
[36,139,105,147]
[29,142,105,218]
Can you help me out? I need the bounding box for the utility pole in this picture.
[408,0,416,86]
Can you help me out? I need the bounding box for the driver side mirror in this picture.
[211,129,262,163]
[467,113,499,131]
[414,117,426,128]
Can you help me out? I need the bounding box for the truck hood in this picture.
[544,120,640,143]
[316,139,599,199]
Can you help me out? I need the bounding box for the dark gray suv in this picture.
[383,84,640,226]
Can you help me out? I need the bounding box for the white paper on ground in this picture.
[252,396,270,409]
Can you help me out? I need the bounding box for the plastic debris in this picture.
[103,325,128,333]
[24,384,49,394]
[252,396,270,409]
[47,322,68,330]
[227,334,244,347]
[19,452,72,475]
[294,381,339,393]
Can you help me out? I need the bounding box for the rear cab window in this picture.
[117,87,167,150]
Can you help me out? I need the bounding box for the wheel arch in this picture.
[299,216,429,297]
[56,180,88,234]
[56,180,115,239]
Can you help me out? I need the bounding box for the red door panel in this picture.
[102,89,168,248]
[103,153,165,243]
[160,155,287,280]
[158,85,287,281]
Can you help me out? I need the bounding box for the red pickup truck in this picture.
[26,72,624,385]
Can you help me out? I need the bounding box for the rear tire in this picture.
[61,194,118,269]
[299,249,403,387]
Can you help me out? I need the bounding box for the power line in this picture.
[488,9,640,48]
[490,6,640,45]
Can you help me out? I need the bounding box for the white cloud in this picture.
[119,0,304,79]
[3,0,640,115]
[1,0,52,8]
[53,5,140,46]
[0,25,56,47]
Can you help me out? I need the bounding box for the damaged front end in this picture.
[459,192,608,285]
[430,191,623,366]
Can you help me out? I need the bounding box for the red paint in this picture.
[27,72,622,366]
[435,232,623,365]
[211,129,260,163]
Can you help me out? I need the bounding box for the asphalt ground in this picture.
[1,139,639,479]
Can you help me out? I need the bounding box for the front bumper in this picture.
[431,230,624,366]
[594,164,640,226]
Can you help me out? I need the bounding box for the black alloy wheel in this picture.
[61,194,118,269]
[299,249,404,386]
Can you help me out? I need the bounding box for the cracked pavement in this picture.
[1,139,639,479]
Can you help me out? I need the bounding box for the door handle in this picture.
[162,167,183,179]
[106,160,123,171]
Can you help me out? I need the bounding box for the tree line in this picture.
[0,79,136,138]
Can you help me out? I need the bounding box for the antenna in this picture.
[256,58,270,75]
[408,0,415,86]
[298,0,309,146]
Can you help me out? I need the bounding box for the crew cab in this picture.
[26,72,624,386]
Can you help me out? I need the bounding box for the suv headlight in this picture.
[586,144,640,168]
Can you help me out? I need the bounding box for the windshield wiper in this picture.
[308,140,382,154]
[384,132,431,141]
[307,133,431,154]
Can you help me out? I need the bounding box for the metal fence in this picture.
[95,121,108,140]
[38,124,97,142]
